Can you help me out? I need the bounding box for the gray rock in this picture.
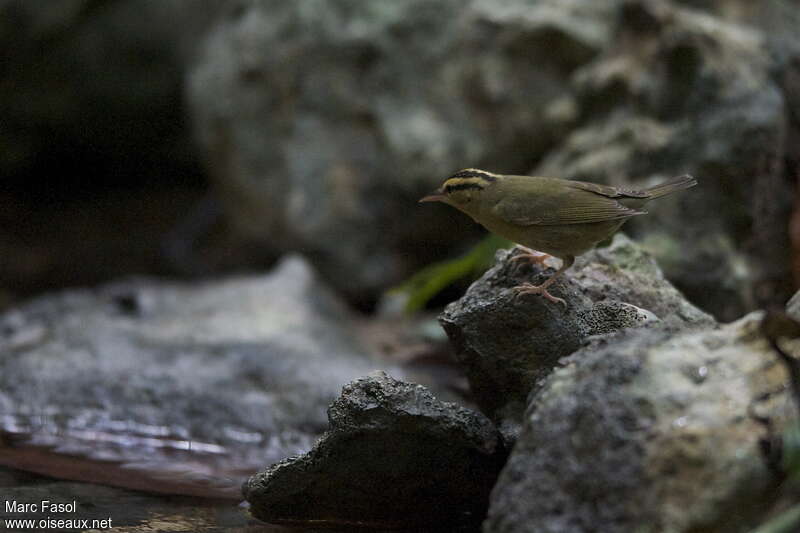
[575,234,716,328]
[0,255,381,498]
[484,312,793,533]
[535,0,793,320]
[678,0,800,65]
[187,0,619,299]
[243,371,505,529]
[440,234,713,440]
[788,290,800,320]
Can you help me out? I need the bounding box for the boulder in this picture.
[440,234,713,440]
[484,312,793,533]
[243,371,505,529]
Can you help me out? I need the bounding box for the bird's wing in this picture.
[565,180,650,199]
[490,177,647,226]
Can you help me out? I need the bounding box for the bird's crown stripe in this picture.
[447,169,497,182]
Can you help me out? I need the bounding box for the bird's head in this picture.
[419,169,499,211]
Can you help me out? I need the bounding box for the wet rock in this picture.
[0,255,382,498]
[187,0,619,299]
[535,0,793,320]
[243,371,505,530]
[484,312,793,533]
[440,234,713,439]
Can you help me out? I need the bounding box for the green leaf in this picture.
[783,421,800,480]
[390,235,510,314]
[749,504,800,533]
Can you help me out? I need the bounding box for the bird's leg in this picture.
[513,255,575,307]
[509,246,551,267]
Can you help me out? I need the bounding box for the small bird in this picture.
[420,169,696,306]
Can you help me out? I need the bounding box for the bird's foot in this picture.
[510,247,551,268]
[513,282,566,307]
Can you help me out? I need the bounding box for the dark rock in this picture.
[439,250,591,441]
[187,0,619,299]
[243,371,505,530]
[536,0,793,320]
[0,255,383,498]
[440,234,712,440]
[0,0,222,184]
[484,312,793,533]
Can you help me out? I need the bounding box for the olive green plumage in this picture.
[420,169,696,305]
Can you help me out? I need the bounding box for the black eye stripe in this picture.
[445,183,484,193]
[448,170,497,182]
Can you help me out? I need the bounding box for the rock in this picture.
[535,0,793,320]
[243,371,505,529]
[788,290,800,320]
[680,0,800,65]
[573,234,716,327]
[187,0,619,300]
[484,312,793,533]
[0,255,382,498]
[439,234,713,440]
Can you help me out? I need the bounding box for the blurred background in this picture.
[2,0,799,320]
[3,1,800,531]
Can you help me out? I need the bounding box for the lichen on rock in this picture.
[484,312,793,533]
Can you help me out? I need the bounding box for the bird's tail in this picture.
[642,174,697,199]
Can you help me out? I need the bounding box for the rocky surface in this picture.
[243,371,505,530]
[440,234,713,440]
[484,312,793,533]
[535,0,795,320]
[788,290,800,320]
[187,0,618,300]
[0,255,384,498]
[686,0,800,65]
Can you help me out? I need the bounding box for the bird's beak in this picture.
[419,188,445,203]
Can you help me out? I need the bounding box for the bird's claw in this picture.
[513,283,567,307]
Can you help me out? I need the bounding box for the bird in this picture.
[419,169,696,306]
